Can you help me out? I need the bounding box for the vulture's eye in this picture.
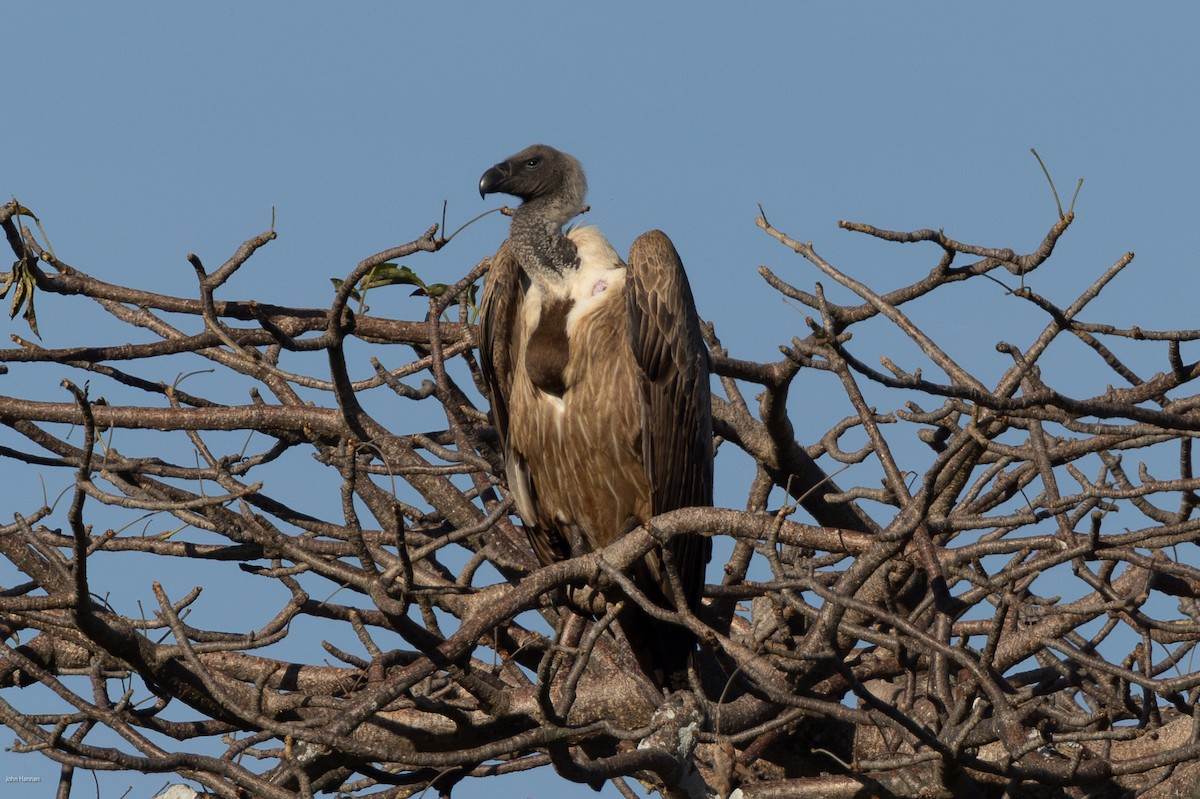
[524,157,541,169]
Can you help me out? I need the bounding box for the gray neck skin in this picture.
[509,194,582,291]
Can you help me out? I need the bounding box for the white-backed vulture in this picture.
[477,144,713,689]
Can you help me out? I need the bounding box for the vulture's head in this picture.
[479,144,587,212]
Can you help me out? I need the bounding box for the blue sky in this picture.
[2,4,1198,797]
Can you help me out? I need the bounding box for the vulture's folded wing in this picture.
[626,230,714,607]
[477,240,521,452]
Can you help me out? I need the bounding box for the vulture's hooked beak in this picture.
[479,163,508,199]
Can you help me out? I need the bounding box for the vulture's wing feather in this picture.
[478,241,569,567]
[478,240,521,452]
[626,230,713,607]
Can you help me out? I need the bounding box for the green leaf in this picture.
[3,257,43,337]
[360,263,426,291]
[21,286,38,338]
[9,273,26,318]
[330,263,430,303]
[328,264,479,320]
[412,283,479,310]
[0,264,17,299]
[330,277,362,302]
[410,283,449,298]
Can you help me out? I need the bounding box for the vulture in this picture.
[477,144,713,689]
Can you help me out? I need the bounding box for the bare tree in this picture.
[2,187,1199,799]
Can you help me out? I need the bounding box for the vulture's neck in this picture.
[509,194,581,289]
